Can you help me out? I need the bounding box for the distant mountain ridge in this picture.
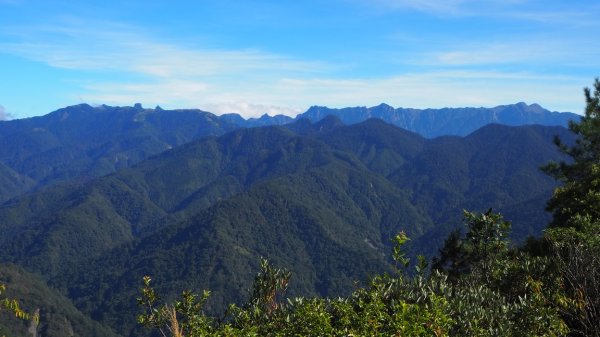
[0,103,240,202]
[297,102,578,138]
[214,101,578,138]
[0,102,577,203]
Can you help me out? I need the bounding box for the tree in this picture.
[546,224,599,337]
[0,282,38,337]
[543,78,600,229]
[432,209,511,280]
[542,79,600,336]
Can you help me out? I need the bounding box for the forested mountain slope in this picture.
[0,264,120,337]
[0,104,240,202]
[0,118,574,335]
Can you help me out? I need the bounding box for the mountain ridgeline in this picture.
[0,102,576,204]
[0,104,239,203]
[0,104,575,336]
[299,102,577,138]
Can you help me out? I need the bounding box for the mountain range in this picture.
[299,102,577,138]
[0,102,577,205]
[0,103,575,336]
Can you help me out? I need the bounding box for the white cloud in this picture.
[80,79,306,118]
[358,0,599,27]
[426,41,570,66]
[0,105,13,120]
[82,80,211,105]
[76,69,587,117]
[435,46,537,66]
[201,102,302,118]
[0,20,330,117]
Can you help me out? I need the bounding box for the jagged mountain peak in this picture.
[297,102,578,138]
[371,103,395,111]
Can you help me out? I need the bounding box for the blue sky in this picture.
[0,0,598,119]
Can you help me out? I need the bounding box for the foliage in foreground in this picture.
[138,215,567,337]
[0,284,31,322]
[0,282,38,337]
[0,264,121,337]
[541,78,600,337]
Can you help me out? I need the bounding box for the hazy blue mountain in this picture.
[0,103,241,202]
[0,162,35,201]
[297,102,578,138]
[220,112,294,127]
[0,102,576,204]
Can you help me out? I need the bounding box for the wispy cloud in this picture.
[271,71,587,113]
[361,0,599,27]
[364,0,525,16]
[201,102,302,117]
[0,21,324,78]
[81,80,210,105]
[0,20,330,116]
[80,70,586,117]
[0,17,592,117]
[0,105,13,120]
[425,41,573,67]
[370,0,469,15]
[503,2,600,26]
